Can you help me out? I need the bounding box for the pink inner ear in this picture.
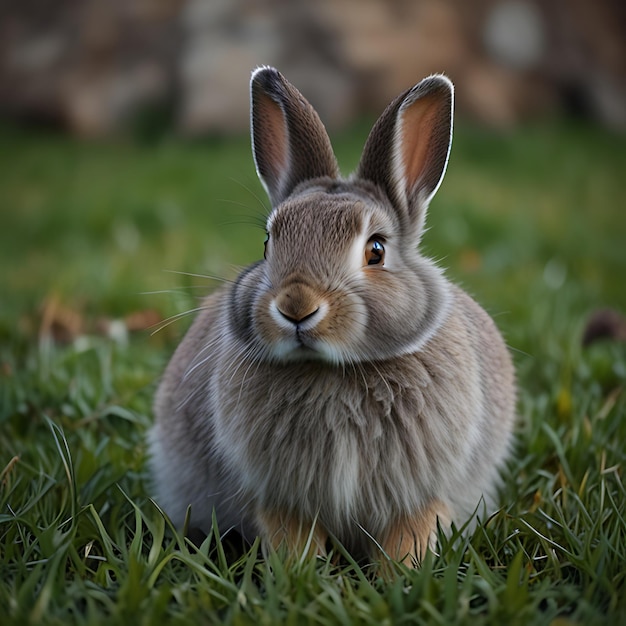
[399,93,443,195]
[255,90,289,188]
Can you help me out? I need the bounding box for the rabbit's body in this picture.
[150,68,516,564]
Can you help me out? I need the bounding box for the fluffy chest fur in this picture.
[212,320,483,539]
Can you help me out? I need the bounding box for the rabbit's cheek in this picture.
[325,293,368,344]
[360,270,402,322]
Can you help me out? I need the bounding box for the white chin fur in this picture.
[267,339,346,365]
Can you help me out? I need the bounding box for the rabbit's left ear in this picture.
[251,67,339,207]
[357,75,453,236]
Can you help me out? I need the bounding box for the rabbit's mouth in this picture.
[279,330,324,360]
[294,329,319,353]
[261,297,354,364]
[267,329,342,364]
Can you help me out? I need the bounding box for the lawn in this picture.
[1,119,625,625]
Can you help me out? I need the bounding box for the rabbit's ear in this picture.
[251,67,339,207]
[357,75,453,236]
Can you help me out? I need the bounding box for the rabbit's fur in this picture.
[149,67,516,565]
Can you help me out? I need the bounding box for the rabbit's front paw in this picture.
[258,509,328,560]
[381,500,451,567]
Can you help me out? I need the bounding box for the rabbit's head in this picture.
[233,67,454,365]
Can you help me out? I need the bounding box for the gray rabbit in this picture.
[149,67,516,565]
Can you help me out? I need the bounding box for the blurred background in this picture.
[2,0,625,134]
[1,0,625,368]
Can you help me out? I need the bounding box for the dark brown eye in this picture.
[263,232,269,259]
[365,238,385,266]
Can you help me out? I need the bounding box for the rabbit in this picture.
[148,66,516,566]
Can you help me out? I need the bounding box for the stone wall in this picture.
[1,0,624,136]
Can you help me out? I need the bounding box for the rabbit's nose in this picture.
[276,305,320,325]
[274,284,321,326]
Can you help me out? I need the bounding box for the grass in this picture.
[1,118,625,624]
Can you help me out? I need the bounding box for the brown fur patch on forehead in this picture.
[267,192,366,278]
[268,176,396,237]
[270,193,364,243]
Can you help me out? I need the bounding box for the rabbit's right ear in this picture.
[251,67,339,207]
[357,75,453,239]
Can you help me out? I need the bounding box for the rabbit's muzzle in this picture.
[274,281,322,326]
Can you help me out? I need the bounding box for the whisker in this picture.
[507,344,531,359]
[214,199,268,225]
[150,305,210,336]
[183,335,225,382]
[140,286,213,296]
[353,360,369,391]
[229,177,270,216]
[163,269,236,285]
[216,215,268,230]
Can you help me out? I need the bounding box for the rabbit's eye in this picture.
[365,238,385,266]
[263,232,269,259]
